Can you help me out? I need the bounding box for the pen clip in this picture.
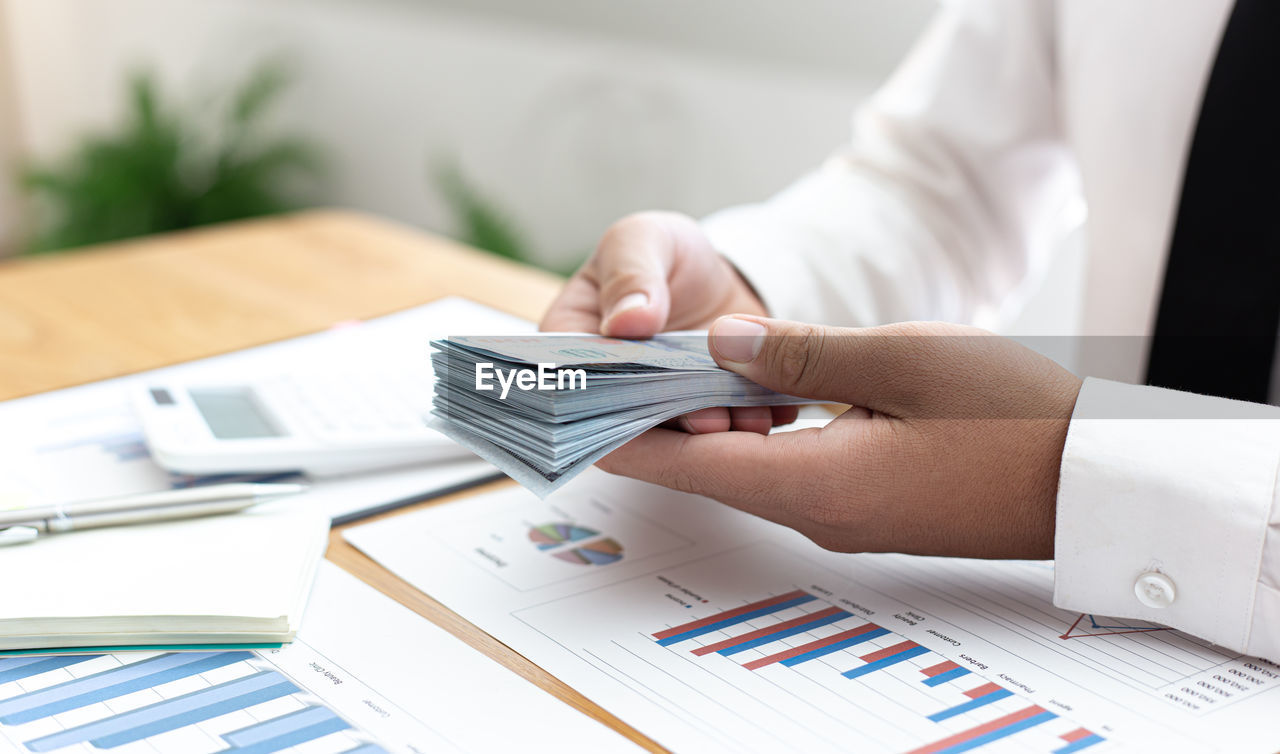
[0,526,39,547]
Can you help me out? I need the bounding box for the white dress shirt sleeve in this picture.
[704,0,1077,330]
[1056,378,1280,661]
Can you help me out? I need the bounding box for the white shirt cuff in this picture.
[1054,377,1280,656]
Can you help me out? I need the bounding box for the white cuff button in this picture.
[1134,572,1176,609]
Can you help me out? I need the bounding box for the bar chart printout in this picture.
[0,644,415,754]
[345,474,1280,754]
[653,589,1107,754]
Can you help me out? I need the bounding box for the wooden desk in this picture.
[0,210,662,751]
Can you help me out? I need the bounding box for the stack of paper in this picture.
[0,507,328,653]
[430,333,806,496]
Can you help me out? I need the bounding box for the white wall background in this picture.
[0,0,1084,336]
[0,0,930,267]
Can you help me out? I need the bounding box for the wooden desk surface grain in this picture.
[0,210,663,752]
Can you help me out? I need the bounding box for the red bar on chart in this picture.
[1053,727,1106,753]
[963,682,1004,699]
[860,640,919,663]
[741,623,883,671]
[690,606,845,656]
[907,706,1055,754]
[652,590,809,640]
[919,660,961,678]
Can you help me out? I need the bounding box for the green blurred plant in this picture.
[433,159,532,265]
[432,159,592,275]
[19,61,322,254]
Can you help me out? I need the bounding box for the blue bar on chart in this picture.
[743,624,889,670]
[907,705,1058,754]
[0,658,65,673]
[1053,727,1106,753]
[842,640,930,679]
[221,705,350,753]
[691,606,850,657]
[0,656,98,685]
[919,660,972,687]
[0,652,251,725]
[24,670,299,752]
[652,590,817,647]
[779,627,892,668]
[927,682,1014,722]
[343,744,392,754]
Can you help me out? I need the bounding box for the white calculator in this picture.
[134,371,472,476]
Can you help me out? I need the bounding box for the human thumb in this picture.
[707,315,920,413]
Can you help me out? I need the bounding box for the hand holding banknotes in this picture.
[540,211,793,435]
[598,316,1084,560]
[532,212,1081,557]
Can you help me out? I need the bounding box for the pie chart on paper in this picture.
[528,522,625,566]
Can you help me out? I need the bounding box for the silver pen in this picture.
[0,482,309,545]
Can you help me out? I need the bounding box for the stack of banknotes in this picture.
[429,333,807,496]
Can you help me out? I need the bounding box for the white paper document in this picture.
[0,298,530,525]
[0,562,639,754]
[345,469,1280,753]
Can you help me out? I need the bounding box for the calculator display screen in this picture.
[189,388,283,439]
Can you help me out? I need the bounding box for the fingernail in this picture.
[606,292,649,322]
[711,316,766,364]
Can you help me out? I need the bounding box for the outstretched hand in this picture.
[599,315,1083,559]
